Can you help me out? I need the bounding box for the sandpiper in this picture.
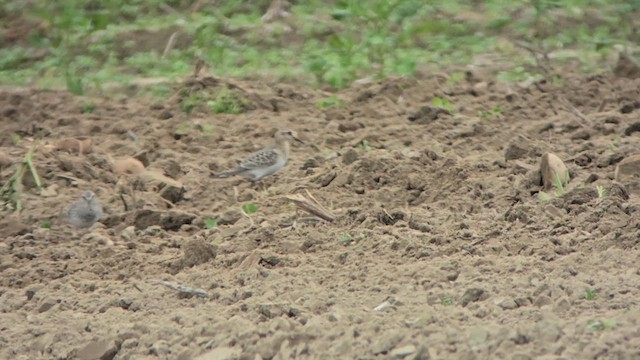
[68,190,103,230]
[214,128,303,182]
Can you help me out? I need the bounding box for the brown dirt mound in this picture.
[1,68,640,359]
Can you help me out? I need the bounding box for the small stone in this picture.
[149,340,170,357]
[571,130,591,140]
[158,109,173,120]
[160,185,186,204]
[342,149,359,165]
[338,122,364,132]
[540,153,569,191]
[504,142,528,161]
[624,122,640,136]
[179,238,217,269]
[218,210,242,225]
[461,288,487,307]
[120,226,136,241]
[38,298,57,313]
[390,344,416,358]
[533,295,553,307]
[76,338,119,360]
[496,298,518,310]
[554,297,571,312]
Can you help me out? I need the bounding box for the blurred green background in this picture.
[1,0,638,96]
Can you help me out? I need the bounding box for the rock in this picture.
[179,238,217,269]
[55,137,93,154]
[160,185,186,204]
[163,160,182,179]
[133,210,195,231]
[120,226,136,241]
[496,298,518,310]
[76,338,119,360]
[338,122,364,132]
[504,142,528,161]
[371,333,405,355]
[218,210,242,225]
[390,344,416,358]
[540,153,569,191]
[408,106,449,124]
[624,122,640,136]
[461,288,487,307]
[133,151,150,167]
[158,109,173,120]
[342,149,359,165]
[533,295,553,307]
[149,340,170,357]
[554,297,571,312]
[38,298,57,313]
[615,154,640,194]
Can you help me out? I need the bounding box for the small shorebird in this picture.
[214,128,303,182]
[68,190,103,230]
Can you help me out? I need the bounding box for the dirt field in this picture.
[1,66,640,360]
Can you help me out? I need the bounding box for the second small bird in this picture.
[214,128,303,182]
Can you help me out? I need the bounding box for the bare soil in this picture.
[1,68,640,360]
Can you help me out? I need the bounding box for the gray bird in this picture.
[67,190,103,229]
[214,129,303,182]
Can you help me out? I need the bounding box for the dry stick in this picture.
[151,280,209,298]
[514,41,550,75]
[120,193,129,212]
[162,31,178,59]
[283,190,336,222]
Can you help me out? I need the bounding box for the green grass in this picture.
[0,0,638,94]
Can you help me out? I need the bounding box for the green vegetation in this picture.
[441,297,454,306]
[242,203,258,215]
[538,169,570,201]
[203,217,218,229]
[586,319,616,331]
[585,288,598,300]
[0,0,638,94]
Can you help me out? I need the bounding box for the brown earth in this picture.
[1,67,640,360]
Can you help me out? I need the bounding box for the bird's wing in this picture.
[239,148,280,170]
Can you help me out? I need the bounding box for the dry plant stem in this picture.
[283,190,336,222]
[152,280,209,298]
[162,32,178,59]
[241,208,255,227]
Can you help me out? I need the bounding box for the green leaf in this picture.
[204,217,218,229]
[242,203,258,214]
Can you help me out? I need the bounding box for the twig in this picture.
[559,96,589,124]
[120,193,129,212]
[162,31,178,59]
[283,190,336,222]
[151,280,209,298]
[240,207,255,227]
[514,41,550,75]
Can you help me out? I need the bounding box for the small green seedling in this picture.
[585,289,597,300]
[242,203,258,215]
[479,106,503,119]
[441,297,454,306]
[586,319,616,332]
[339,234,353,245]
[81,103,96,113]
[432,96,455,112]
[552,169,568,197]
[356,139,371,151]
[204,217,218,229]
[316,95,345,109]
[596,185,606,199]
[41,221,52,229]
